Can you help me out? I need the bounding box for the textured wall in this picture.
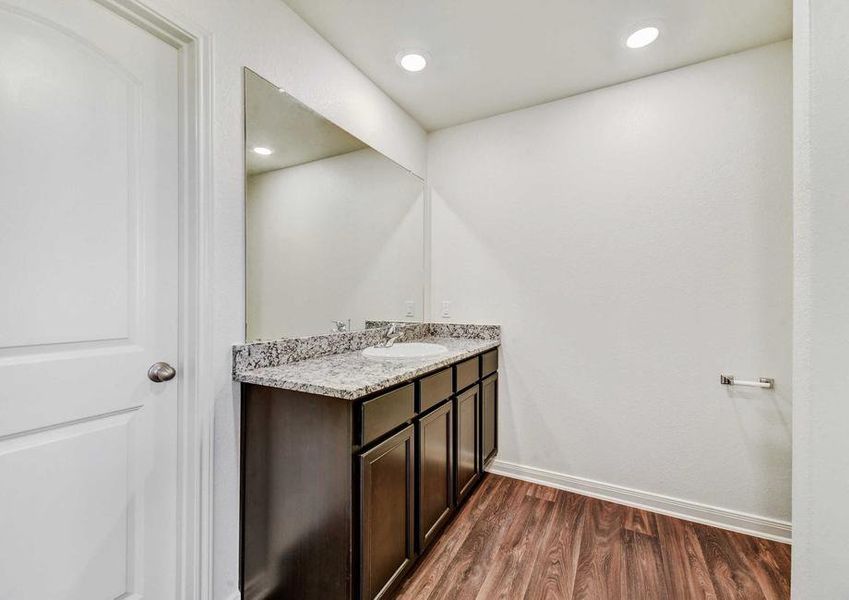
[429,42,792,525]
[792,1,849,597]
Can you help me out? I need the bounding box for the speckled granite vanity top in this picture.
[233,323,500,400]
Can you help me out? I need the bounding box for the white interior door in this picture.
[0,0,181,598]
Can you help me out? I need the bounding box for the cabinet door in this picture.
[482,374,498,467]
[416,401,453,551]
[358,425,415,600]
[454,386,481,504]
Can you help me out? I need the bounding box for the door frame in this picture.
[93,1,214,598]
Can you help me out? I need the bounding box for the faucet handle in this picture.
[331,320,348,332]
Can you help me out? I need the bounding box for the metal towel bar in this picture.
[720,374,774,389]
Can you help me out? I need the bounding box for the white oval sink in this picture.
[362,342,449,359]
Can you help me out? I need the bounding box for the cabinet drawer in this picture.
[359,384,415,446]
[417,367,453,413]
[454,356,480,392]
[482,349,498,377]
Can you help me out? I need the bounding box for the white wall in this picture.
[792,1,849,597]
[134,1,427,598]
[246,148,424,339]
[429,42,792,528]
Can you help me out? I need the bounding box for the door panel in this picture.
[455,386,481,503]
[0,410,139,600]
[482,374,498,466]
[0,4,138,348]
[359,425,415,600]
[416,400,453,551]
[0,0,180,597]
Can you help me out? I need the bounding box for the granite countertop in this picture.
[234,335,499,400]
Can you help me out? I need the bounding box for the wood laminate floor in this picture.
[392,474,790,600]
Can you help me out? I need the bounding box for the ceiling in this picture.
[245,69,366,175]
[282,0,792,131]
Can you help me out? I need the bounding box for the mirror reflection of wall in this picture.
[244,69,425,341]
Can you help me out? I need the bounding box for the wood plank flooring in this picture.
[392,474,790,600]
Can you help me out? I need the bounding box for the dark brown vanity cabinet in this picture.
[240,347,499,600]
[358,425,415,600]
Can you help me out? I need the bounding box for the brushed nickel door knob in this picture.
[148,362,176,382]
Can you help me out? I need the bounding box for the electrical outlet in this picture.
[404,300,415,318]
[441,300,451,319]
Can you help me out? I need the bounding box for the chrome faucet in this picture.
[375,322,403,348]
[331,319,349,333]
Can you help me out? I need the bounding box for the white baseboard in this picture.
[487,459,791,544]
[225,592,242,600]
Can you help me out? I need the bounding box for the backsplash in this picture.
[365,321,501,340]
[233,321,500,374]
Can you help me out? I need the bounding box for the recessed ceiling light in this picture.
[625,26,660,49]
[252,146,273,155]
[397,52,428,72]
